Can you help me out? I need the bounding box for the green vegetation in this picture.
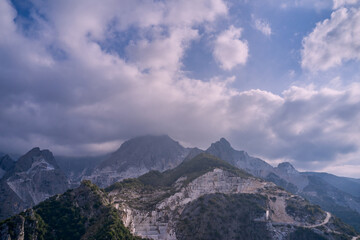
[91,208,143,240]
[327,215,358,237]
[289,228,327,240]
[303,175,360,232]
[137,153,250,187]
[286,198,324,224]
[106,178,173,211]
[106,178,151,192]
[34,191,87,240]
[176,193,270,240]
[0,181,144,240]
[105,153,252,211]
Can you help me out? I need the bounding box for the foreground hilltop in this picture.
[1,154,358,240]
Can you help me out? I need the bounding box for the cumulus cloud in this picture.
[227,83,360,177]
[0,0,229,156]
[301,7,360,71]
[253,17,272,36]
[213,26,249,70]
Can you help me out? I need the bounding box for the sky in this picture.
[1,0,360,178]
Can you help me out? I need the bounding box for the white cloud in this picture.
[164,0,228,25]
[266,0,332,10]
[253,17,272,36]
[213,26,249,70]
[333,0,360,9]
[301,7,360,71]
[126,28,199,71]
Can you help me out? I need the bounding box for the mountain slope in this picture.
[0,148,69,220]
[0,181,143,240]
[206,138,360,232]
[108,154,358,240]
[206,138,275,178]
[1,154,358,240]
[0,155,15,179]
[56,155,105,186]
[303,172,360,198]
[86,135,191,187]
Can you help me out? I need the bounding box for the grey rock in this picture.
[0,148,69,220]
[206,138,274,178]
[86,135,192,187]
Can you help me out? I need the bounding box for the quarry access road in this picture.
[304,212,331,229]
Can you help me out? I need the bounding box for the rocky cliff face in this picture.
[86,135,191,187]
[0,148,69,220]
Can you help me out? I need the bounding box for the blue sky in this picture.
[1,0,360,177]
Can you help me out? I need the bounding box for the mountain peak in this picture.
[119,135,177,149]
[208,137,234,152]
[219,137,231,145]
[112,134,184,157]
[15,147,58,173]
[277,162,298,174]
[0,155,15,170]
[92,135,190,187]
[28,147,41,155]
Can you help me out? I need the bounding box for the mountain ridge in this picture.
[1,135,359,232]
[1,153,357,240]
[0,148,69,220]
[85,135,193,187]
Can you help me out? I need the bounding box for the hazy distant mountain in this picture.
[1,154,357,240]
[56,155,105,186]
[206,138,274,178]
[303,172,360,198]
[0,155,15,179]
[299,173,360,231]
[0,148,69,220]
[85,135,192,187]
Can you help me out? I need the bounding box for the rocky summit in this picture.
[1,153,358,240]
[0,148,69,221]
[85,135,192,187]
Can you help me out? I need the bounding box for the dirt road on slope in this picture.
[305,212,331,228]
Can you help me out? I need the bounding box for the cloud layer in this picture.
[1,0,360,178]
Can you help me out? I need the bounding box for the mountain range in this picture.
[0,135,359,238]
[0,153,358,239]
